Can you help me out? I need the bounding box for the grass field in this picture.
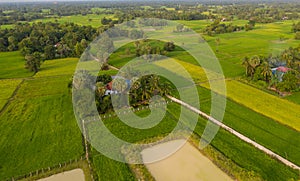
[1,16,300,180]
[154,58,300,132]
[91,153,136,181]
[0,94,83,180]
[0,51,33,79]
[177,20,300,78]
[201,80,300,132]
[191,85,300,166]
[285,92,300,105]
[35,58,78,78]
[0,56,84,180]
[0,79,22,110]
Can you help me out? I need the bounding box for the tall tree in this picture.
[25,52,42,73]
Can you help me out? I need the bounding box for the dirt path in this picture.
[167,95,300,171]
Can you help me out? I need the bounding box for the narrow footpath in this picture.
[167,95,300,171]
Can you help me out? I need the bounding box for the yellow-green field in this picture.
[202,80,300,131]
[0,79,22,110]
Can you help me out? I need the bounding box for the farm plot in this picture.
[35,58,78,78]
[194,86,300,166]
[0,51,33,79]
[0,79,22,110]
[201,80,300,131]
[0,58,84,180]
[0,94,84,180]
[87,108,179,180]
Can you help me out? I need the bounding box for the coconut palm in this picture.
[282,52,294,68]
[149,75,160,92]
[260,61,272,82]
[140,76,152,101]
[242,57,255,77]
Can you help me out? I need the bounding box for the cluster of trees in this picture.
[0,22,97,72]
[243,46,300,92]
[94,73,172,114]
[204,19,245,36]
[134,40,175,61]
[174,24,191,33]
[204,19,256,36]
[292,22,300,40]
[101,17,119,26]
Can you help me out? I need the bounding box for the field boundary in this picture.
[5,157,86,181]
[167,95,300,171]
[0,79,25,116]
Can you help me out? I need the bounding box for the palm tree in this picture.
[260,61,272,83]
[242,56,255,77]
[149,75,160,93]
[159,81,172,96]
[250,56,261,68]
[140,77,151,102]
[282,51,294,68]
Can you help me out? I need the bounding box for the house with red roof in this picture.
[271,66,291,82]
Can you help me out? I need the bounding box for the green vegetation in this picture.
[0,79,22,110]
[0,94,83,180]
[1,1,300,180]
[91,153,136,181]
[202,80,300,132]
[35,58,78,77]
[168,102,299,180]
[285,92,300,104]
[0,51,33,78]
[0,57,84,180]
[242,45,300,93]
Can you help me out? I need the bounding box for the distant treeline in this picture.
[1,1,299,26]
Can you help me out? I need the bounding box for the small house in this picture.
[104,76,131,95]
[271,66,291,82]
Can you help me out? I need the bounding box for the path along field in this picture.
[142,140,233,181]
[202,80,300,132]
[154,58,300,131]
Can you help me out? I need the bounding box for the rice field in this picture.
[0,79,22,110]
[0,51,33,79]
